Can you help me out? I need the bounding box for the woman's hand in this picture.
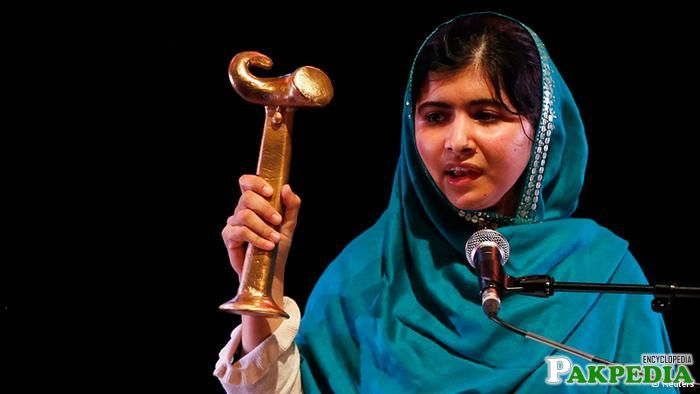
[222,174,302,281]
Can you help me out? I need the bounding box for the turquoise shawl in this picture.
[296,13,674,393]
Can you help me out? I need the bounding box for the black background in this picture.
[2,1,698,393]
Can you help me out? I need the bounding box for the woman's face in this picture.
[414,65,534,216]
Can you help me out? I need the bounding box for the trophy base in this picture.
[219,293,290,319]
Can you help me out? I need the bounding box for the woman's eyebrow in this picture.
[416,98,505,113]
[468,98,505,108]
[416,101,451,112]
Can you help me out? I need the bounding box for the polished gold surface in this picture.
[228,51,334,107]
[220,51,333,318]
[292,66,334,106]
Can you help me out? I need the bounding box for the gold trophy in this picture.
[219,51,333,318]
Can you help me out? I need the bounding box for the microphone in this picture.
[465,229,510,316]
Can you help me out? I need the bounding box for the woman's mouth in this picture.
[445,165,482,186]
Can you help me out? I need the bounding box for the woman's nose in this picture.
[444,120,473,153]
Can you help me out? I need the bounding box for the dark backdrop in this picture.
[2,1,698,393]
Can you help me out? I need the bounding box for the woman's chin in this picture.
[448,197,491,212]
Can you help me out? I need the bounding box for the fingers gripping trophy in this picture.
[219,51,334,318]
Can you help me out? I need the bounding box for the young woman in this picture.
[215,12,674,393]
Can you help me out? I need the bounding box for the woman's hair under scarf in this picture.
[296,12,673,393]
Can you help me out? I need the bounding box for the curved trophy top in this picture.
[229,51,334,107]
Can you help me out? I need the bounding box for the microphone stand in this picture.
[484,275,700,365]
[505,275,700,312]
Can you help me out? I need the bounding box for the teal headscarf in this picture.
[296,13,674,393]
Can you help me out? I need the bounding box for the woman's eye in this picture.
[424,112,446,123]
[474,111,500,123]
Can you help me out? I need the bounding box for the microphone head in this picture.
[465,229,510,269]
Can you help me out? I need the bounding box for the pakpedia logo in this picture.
[545,354,695,388]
